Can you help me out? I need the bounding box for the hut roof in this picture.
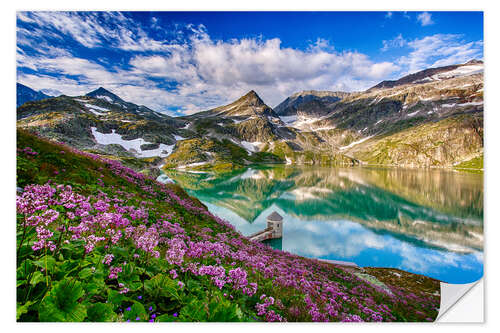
[267,211,283,221]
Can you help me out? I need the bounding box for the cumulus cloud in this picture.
[127,30,400,108]
[417,12,434,26]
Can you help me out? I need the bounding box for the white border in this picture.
[2,1,498,332]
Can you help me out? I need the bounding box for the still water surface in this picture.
[159,165,483,284]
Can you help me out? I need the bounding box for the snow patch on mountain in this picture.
[431,64,484,81]
[87,109,105,116]
[313,126,336,131]
[91,127,174,158]
[339,136,374,150]
[240,141,262,153]
[279,115,298,124]
[96,95,113,103]
[174,135,186,141]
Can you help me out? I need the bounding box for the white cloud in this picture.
[397,34,483,74]
[17,73,89,96]
[18,27,400,113]
[17,12,481,116]
[385,12,393,19]
[128,31,400,108]
[417,12,434,26]
[381,33,407,51]
[17,12,173,52]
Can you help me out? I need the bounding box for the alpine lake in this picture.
[158,165,483,284]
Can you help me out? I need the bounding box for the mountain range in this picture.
[17,83,52,108]
[16,60,484,173]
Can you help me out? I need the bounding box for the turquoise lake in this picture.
[159,165,484,284]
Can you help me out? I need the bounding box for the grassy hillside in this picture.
[454,154,484,170]
[163,138,283,172]
[350,114,483,168]
[16,129,440,322]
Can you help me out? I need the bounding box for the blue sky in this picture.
[16,11,483,115]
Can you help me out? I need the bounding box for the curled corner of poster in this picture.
[436,278,484,322]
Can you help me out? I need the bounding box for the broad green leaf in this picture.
[38,279,87,322]
[78,267,93,280]
[179,299,208,322]
[207,298,243,322]
[16,301,35,320]
[84,281,105,296]
[86,302,116,322]
[17,259,34,281]
[30,271,46,286]
[112,247,129,259]
[107,289,129,309]
[123,302,147,322]
[33,255,57,272]
[156,313,177,322]
[144,274,180,301]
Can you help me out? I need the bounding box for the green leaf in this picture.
[84,281,105,296]
[38,279,87,322]
[16,259,34,281]
[30,271,46,286]
[17,301,35,320]
[107,289,129,309]
[33,255,57,272]
[112,247,129,259]
[179,299,208,321]
[156,313,176,322]
[207,298,243,322]
[123,302,147,322]
[78,268,93,280]
[118,263,142,292]
[144,274,180,301]
[86,302,116,322]
[58,259,91,278]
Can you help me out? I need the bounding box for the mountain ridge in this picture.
[16,59,484,171]
[369,60,483,91]
[17,83,52,107]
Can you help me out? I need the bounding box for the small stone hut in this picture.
[267,211,283,238]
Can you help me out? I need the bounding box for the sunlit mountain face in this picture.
[161,165,483,283]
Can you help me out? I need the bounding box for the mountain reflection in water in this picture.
[160,165,483,284]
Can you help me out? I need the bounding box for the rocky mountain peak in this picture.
[208,90,274,117]
[465,59,483,65]
[239,90,266,106]
[86,87,124,103]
